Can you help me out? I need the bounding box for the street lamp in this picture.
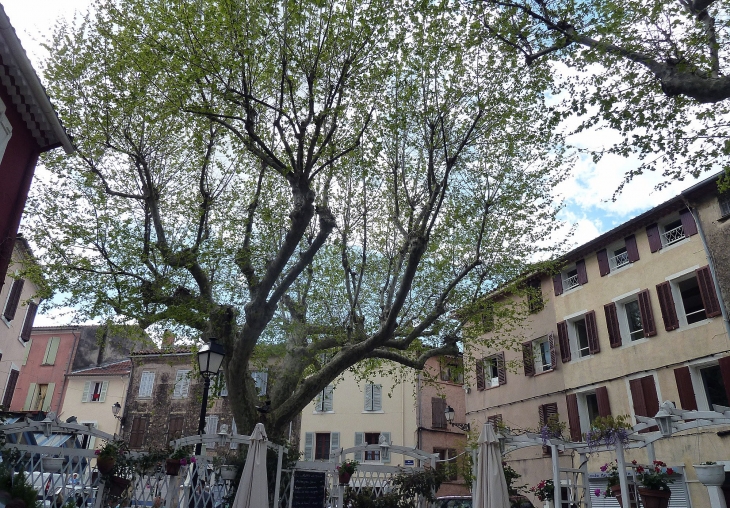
[196,338,226,455]
[654,401,675,438]
[112,402,123,420]
[444,405,470,432]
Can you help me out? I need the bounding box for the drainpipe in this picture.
[416,372,422,450]
[684,201,730,341]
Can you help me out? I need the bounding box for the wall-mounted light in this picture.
[444,405,470,432]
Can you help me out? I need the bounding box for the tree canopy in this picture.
[27,0,567,436]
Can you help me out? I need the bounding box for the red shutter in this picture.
[557,321,571,363]
[696,266,722,318]
[576,259,588,285]
[476,359,485,391]
[646,224,662,252]
[673,367,698,411]
[585,310,600,354]
[2,369,18,409]
[566,394,581,442]
[718,356,730,405]
[548,332,557,370]
[629,378,647,417]
[553,274,563,296]
[596,386,611,417]
[20,302,37,342]
[497,352,506,385]
[680,208,698,236]
[522,341,535,377]
[604,302,622,348]
[637,289,657,337]
[3,279,24,321]
[597,249,610,276]
[656,282,679,331]
[625,235,640,262]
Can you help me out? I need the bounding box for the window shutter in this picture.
[168,416,185,444]
[596,386,611,417]
[330,432,340,461]
[315,390,324,412]
[181,374,191,398]
[646,223,662,252]
[629,378,647,417]
[585,310,600,354]
[673,367,698,411]
[566,394,581,441]
[364,384,373,411]
[139,372,155,397]
[596,249,610,277]
[557,321,571,363]
[637,289,657,337]
[552,274,563,296]
[625,235,640,262]
[604,302,622,348]
[99,381,109,402]
[3,279,24,321]
[539,403,558,455]
[487,414,503,428]
[718,356,730,405]
[548,332,557,369]
[373,385,382,411]
[522,341,535,377]
[496,352,506,385]
[82,381,91,403]
[304,432,314,461]
[2,369,18,409]
[42,383,55,411]
[696,266,722,318]
[476,359,485,391]
[641,376,660,418]
[23,383,37,411]
[381,432,391,463]
[576,259,588,285]
[174,371,184,397]
[432,397,446,429]
[324,385,334,412]
[43,337,60,365]
[680,209,698,236]
[656,282,679,331]
[22,339,31,365]
[20,302,37,342]
[354,432,364,462]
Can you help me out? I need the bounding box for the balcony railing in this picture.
[661,225,685,246]
[609,251,630,270]
[563,274,579,291]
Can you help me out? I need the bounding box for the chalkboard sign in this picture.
[291,471,326,508]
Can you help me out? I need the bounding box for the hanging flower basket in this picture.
[165,459,182,476]
[693,464,725,486]
[637,488,671,508]
[338,472,352,485]
[108,477,131,497]
[96,456,116,475]
[219,465,238,481]
[41,457,64,473]
[608,485,639,508]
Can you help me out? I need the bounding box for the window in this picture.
[364,383,382,412]
[82,381,108,402]
[204,415,219,447]
[563,267,579,291]
[558,311,599,360]
[523,334,555,376]
[315,433,331,460]
[32,384,48,411]
[527,278,544,313]
[354,432,390,463]
[212,374,228,397]
[173,370,191,398]
[624,300,643,341]
[434,448,458,481]
[252,371,268,396]
[304,431,339,461]
[597,236,640,276]
[719,193,730,218]
[628,375,660,421]
[431,397,447,429]
[129,416,148,449]
[41,337,60,365]
[646,210,697,252]
[605,290,656,347]
[676,358,730,412]
[552,259,587,296]
[662,219,685,246]
[487,414,503,428]
[168,416,184,443]
[3,279,24,322]
[138,371,155,398]
[574,319,589,357]
[364,433,381,461]
[22,382,55,411]
[538,403,559,455]
[315,385,334,412]
[700,365,730,409]
[656,266,721,330]
[440,359,464,384]
[476,353,505,389]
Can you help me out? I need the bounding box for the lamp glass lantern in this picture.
[445,405,455,423]
[654,408,674,437]
[112,402,121,417]
[198,338,226,377]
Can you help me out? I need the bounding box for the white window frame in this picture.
[138,371,155,398]
[605,239,630,273]
[564,310,590,359]
[483,356,500,388]
[612,289,646,345]
[688,358,725,412]
[173,369,191,398]
[532,335,552,373]
[82,380,109,403]
[575,388,600,435]
[658,214,687,248]
[561,264,579,292]
[666,266,707,328]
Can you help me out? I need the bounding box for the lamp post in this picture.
[111,402,124,435]
[196,338,226,455]
[444,405,470,431]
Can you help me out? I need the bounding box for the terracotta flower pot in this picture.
[166,458,182,476]
[108,477,130,497]
[96,456,116,475]
[609,484,639,508]
[638,488,671,508]
[338,472,352,485]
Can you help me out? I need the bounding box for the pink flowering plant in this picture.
[169,447,195,465]
[594,461,620,498]
[337,459,358,475]
[529,479,554,502]
[635,460,674,491]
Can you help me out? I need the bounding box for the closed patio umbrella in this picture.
[473,422,510,508]
[232,423,269,508]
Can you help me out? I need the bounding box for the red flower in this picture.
[631,460,637,465]
[636,466,644,473]
[667,468,674,475]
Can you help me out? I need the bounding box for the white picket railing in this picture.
[661,225,685,246]
[609,250,629,270]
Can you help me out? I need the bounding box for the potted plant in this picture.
[529,479,554,508]
[41,456,64,473]
[585,415,632,451]
[693,461,725,487]
[166,448,194,476]
[95,440,123,475]
[635,460,674,508]
[219,465,238,481]
[594,461,638,508]
[337,459,358,485]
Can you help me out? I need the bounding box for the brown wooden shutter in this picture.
[576,259,588,285]
[673,367,698,411]
[680,208,698,236]
[3,279,24,321]
[548,332,557,370]
[597,249,610,276]
[168,416,185,442]
[642,375,660,418]
[696,266,722,318]
[522,341,535,377]
[2,369,18,409]
[557,321,571,363]
[476,359,485,391]
[487,414,503,427]
[431,397,446,429]
[129,416,148,449]
[629,378,647,417]
[718,356,730,405]
[656,282,679,331]
[497,352,506,385]
[604,302,622,348]
[625,235,640,262]
[585,310,600,354]
[539,403,559,455]
[19,302,37,342]
[553,274,563,296]
[646,223,662,252]
[596,386,611,417]
[565,394,581,441]
[637,289,657,337]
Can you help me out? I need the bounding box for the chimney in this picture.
[162,329,175,348]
